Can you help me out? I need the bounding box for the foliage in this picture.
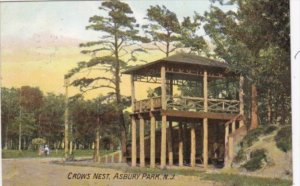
[263,125,277,135]
[66,0,150,156]
[39,93,65,145]
[242,149,267,171]
[144,5,207,56]
[2,149,109,159]
[275,126,292,152]
[203,0,290,127]
[234,149,246,163]
[32,138,46,150]
[240,127,263,148]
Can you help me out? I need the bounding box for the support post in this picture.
[131,117,137,167]
[161,115,167,168]
[150,98,156,168]
[224,124,229,167]
[239,75,245,127]
[131,75,135,112]
[229,136,234,165]
[191,123,196,167]
[64,78,69,158]
[203,70,208,168]
[178,122,183,167]
[232,121,236,133]
[95,123,100,162]
[161,65,167,110]
[168,77,173,166]
[69,121,73,155]
[139,116,145,167]
[161,65,167,168]
[168,121,173,166]
[150,113,156,168]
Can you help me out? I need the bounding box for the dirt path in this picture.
[2,159,221,186]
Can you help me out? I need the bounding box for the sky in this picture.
[0,0,235,99]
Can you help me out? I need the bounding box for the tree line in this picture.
[1,86,129,151]
[2,0,290,154]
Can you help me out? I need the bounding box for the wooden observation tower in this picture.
[123,53,246,169]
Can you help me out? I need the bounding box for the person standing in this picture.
[44,145,50,156]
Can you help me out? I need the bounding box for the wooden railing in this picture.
[134,96,239,113]
[207,99,240,113]
[134,96,161,112]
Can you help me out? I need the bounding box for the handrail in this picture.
[134,96,239,113]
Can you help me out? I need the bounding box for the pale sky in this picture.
[0,0,235,99]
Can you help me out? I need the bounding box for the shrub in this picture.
[234,149,246,163]
[263,125,277,135]
[241,127,263,148]
[275,126,292,152]
[242,149,267,171]
[32,138,46,150]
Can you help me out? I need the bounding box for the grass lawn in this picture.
[2,149,114,159]
[203,173,292,186]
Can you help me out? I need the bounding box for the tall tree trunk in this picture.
[280,94,287,125]
[114,32,127,162]
[250,83,258,129]
[4,116,9,150]
[18,108,22,151]
[18,123,22,151]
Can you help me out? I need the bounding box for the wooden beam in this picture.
[178,122,183,167]
[161,114,167,168]
[204,70,208,112]
[224,124,229,167]
[239,75,245,127]
[168,77,173,166]
[95,124,100,162]
[203,70,208,168]
[131,75,135,113]
[161,65,167,110]
[168,121,173,166]
[162,110,240,120]
[150,99,156,167]
[131,117,137,167]
[139,116,145,167]
[203,118,208,168]
[229,136,234,165]
[191,123,196,167]
[232,121,236,133]
[64,78,69,158]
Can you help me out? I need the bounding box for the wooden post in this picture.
[161,115,167,168]
[69,121,73,155]
[161,65,167,168]
[190,123,196,167]
[168,77,173,166]
[228,136,234,164]
[168,122,173,166]
[239,75,245,127]
[232,121,236,133]
[131,75,136,112]
[161,65,167,110]
[95,124,100,162]
[203,70,208,168]
[224,124,229,167]
[178,122,183,167]
[64,78,69,158]
[139,116,145,167]
[150,113,156,168]
[131,117,137,167]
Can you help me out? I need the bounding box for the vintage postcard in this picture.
[1,0,296,185]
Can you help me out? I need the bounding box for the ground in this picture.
[2,158,220,186]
